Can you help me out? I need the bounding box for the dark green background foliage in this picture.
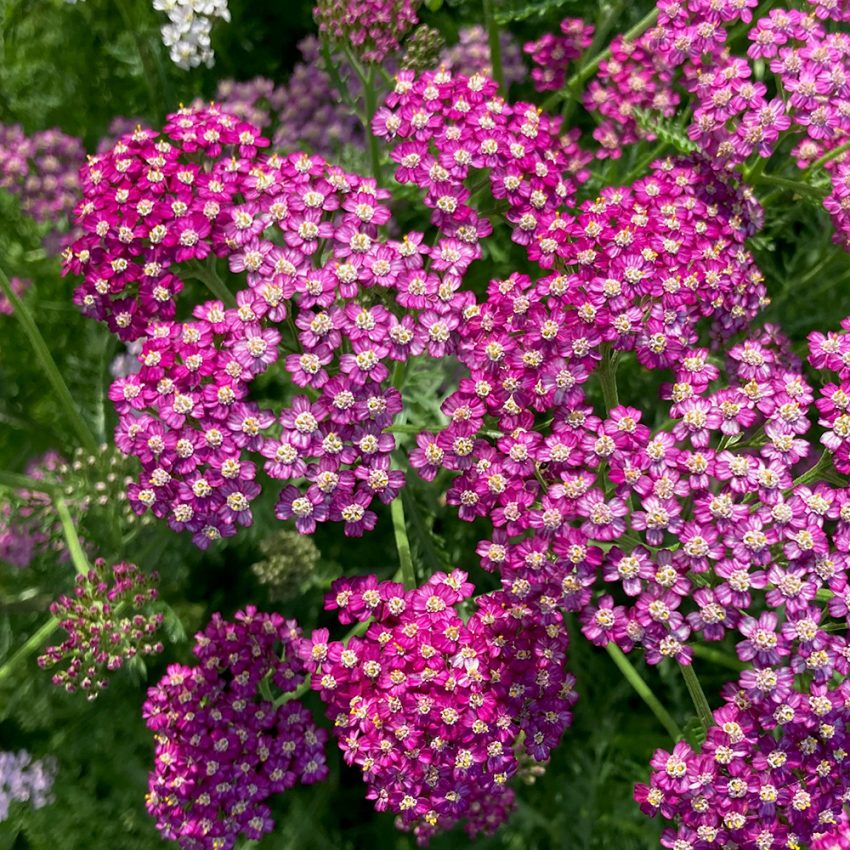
[1,1,850,849]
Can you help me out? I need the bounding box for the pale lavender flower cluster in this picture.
[0,751,56,822]
[210,42,363,157]
[441,25,526,88]
[273,38,364,156]
[0,451,65,569]
[143,608,327,850]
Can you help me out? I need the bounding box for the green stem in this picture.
[54,495,91,577]
[808,140,850,174]
[362,67,383,186]
[482,0,505,97]
[0,618,57,683]
[0,265,98,455]
[679,662,714,731]
[605,644,681,740]
[597,343,620,412]
[115,0,162,121]
[771,252,835,310]
[689,644,745,672]
[321,41,365,120]
[791,451,833,490]
[742,154,768,184]
[341,45,383,186]
[0,470,57,493]
[561,0,626,125]
[572,6,659,87]
[619,142,669,185]
[185,261,235,307]
[754,174,823,199]
[391,496,416,589]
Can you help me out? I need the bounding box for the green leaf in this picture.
[494,0,576,25]
[632,108,701,156]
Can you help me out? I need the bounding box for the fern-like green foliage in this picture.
[632,109,701,155]
[442,0,576,24]
[494,0,576,25]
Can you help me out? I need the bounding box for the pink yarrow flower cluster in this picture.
[0,124,84,251]
[62,106,270,341]
[524,18,594,93]
[38,559,163,699]
[300,570,576,845]
[143,608,327,850]
[374,68,593,261]
[313,0,420,64]
[68,105,477,546]
[635,322,850,847]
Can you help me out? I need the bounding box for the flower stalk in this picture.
[54,494,91,577]
[606,643,682,740]
[679,662,714,732]
[482,0,505,97]
[0,265,98,455]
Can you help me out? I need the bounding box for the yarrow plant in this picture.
[38,558,163,698]
[0,751,56,823]
[0,124,84,252]
[152,0,230,69]
[143,608,327,850]
[12,1,850,848]
[300,570,576,844]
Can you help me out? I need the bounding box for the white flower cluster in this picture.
[152,0,230,69]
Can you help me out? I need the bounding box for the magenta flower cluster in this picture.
[0,123,83,224]
[313,0,419,63]
[38,559,163,699]
[74,105,494,546]
[524,18,594,93]
[63,107,269,340]
[143,608,327,850]
[634,317,850,849]
[584,31,681,157]
[373,68,592,261]
[537,1,850,246]
[300,570,576,844]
